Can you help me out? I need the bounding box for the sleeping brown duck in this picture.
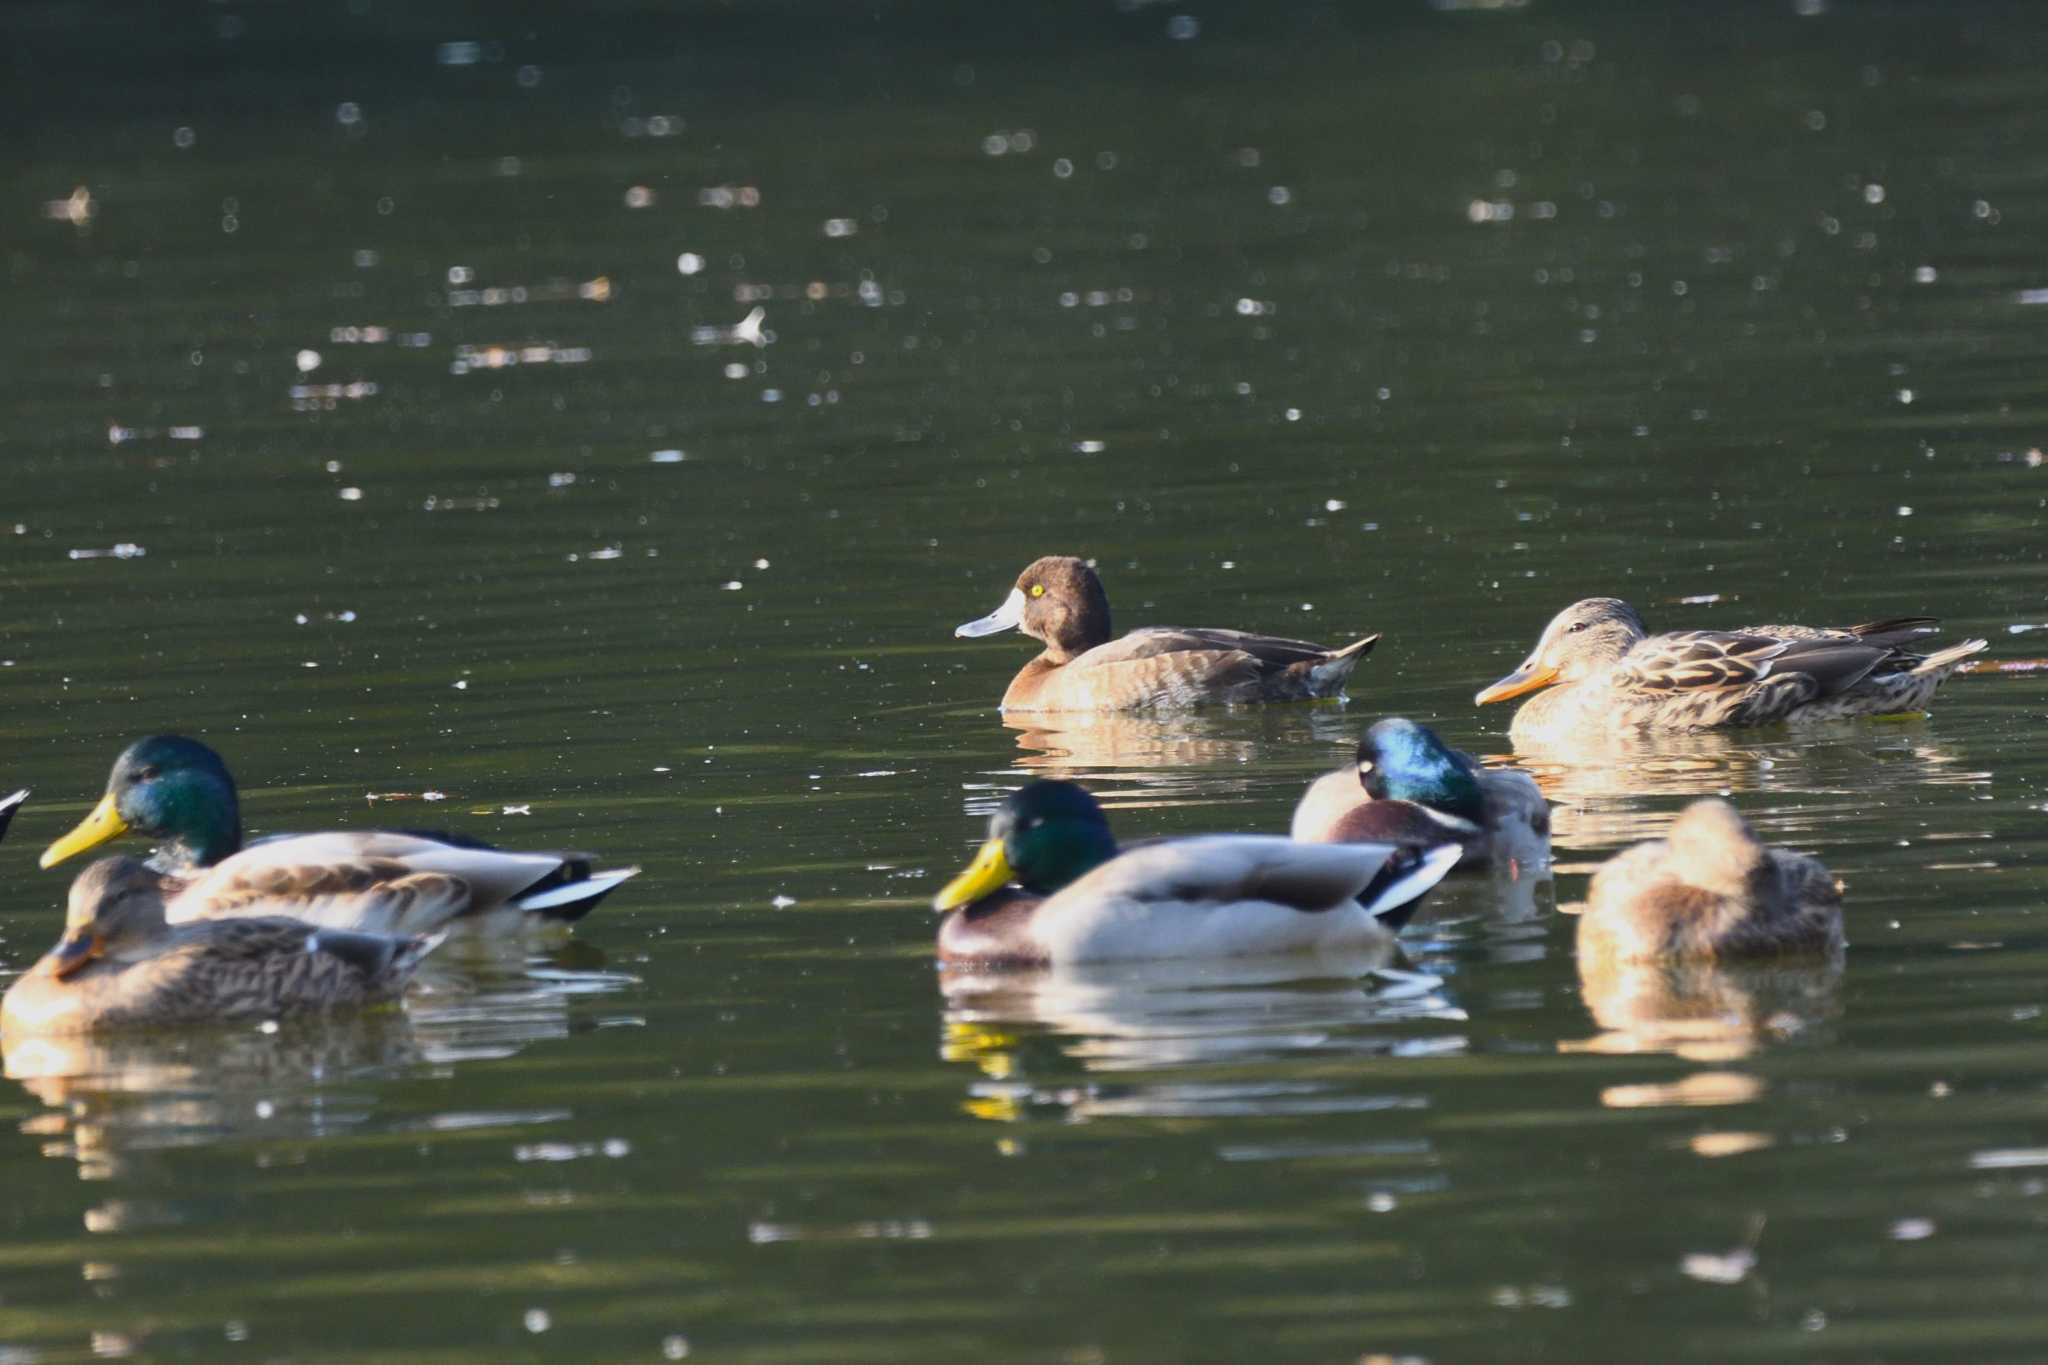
[956,556,1379,711]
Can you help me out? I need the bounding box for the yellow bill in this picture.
[933,837,1013,911]
[1474,662,1560,706]
[40,792,129,870]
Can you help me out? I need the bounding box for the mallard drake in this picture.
[931,779,1460,965]
[955,556,1379,711]
[1291,718,1549,869]
[38,736,636,935]
[1475,597,1985,741]
[1579,799,1843,965]
[1,857,439,1034]
[0,789,25,844]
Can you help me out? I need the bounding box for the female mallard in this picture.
[931,779,1460,965]
[955,556,1379,711]
[38,736,636,936]
[1291,718,1549,869]
[1578,799,1843,965]
[0,789,24,844]
[1475,597,1985,741]
[2,857,438,1034]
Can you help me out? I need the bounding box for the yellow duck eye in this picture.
[1029,584,1046,598]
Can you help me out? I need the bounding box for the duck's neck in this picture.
[147,810,241,870]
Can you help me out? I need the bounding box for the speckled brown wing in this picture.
[1039,634,1267,709]
[1621,631,1891,701]
[153,917,412,1019]
[170,859,473,935]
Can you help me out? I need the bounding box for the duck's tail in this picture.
[512,865,641,922]
[1914,637,1989,677]
[395,929,450,980]
[1307,633,1381,693]
[0,789,25,844]
[1358,843,1462,931]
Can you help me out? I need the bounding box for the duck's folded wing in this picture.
[1620,631,1889,697]
[171,856,475,935]
[1088,627,1333,667]
[1067,835,1403,912]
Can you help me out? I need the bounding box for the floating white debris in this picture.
[41,186,94,225]
[696,185,761,209]
[523,1309,550,1334]
[67,543,147,561]
[586,546,623,561]
[292,381,381,411]
[1680,1248,1756,1285]
[822,217,858,238]
[1914,265,1938,284]
[624,185,655,209]
[295,349,322,373]
[676,252,704,275]
[435,40,481,66]
[721,580,743,590]
[691,306,767,348]
[1325,498,1346,512]
[548,471,577,488]
[338,487,364,501]
[1969,1148,2048,1169]
[1680,593,1723,605]
[1890,1218,1936,1241]
[769,894,796,908]
[451,680,468,690]
[1074,439,1106,454]
[752,557,769,570]
[649,449,688,463]
[502,804,531,816]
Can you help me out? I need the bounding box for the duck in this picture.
[0,789,25,844]
[1,857,439,1034]
[38,736,637,936]
[1578,799,1843,966]
[1475,597,1985,741]
[931,779,1461,965]
[955,556,1379,711]
[1291,718,1549,869]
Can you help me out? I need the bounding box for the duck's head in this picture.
[954,556,1112,662]
[40,735,243,871]
[1664,798,1770,899]
[1475,597,1647,705]
[933,779,1120,910]
[1357,718,1486,822]
[50,857,168,978]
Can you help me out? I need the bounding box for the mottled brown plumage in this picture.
[2,858,437,1035]
[1476,597,1985,741]
[955,556,1378,711]
[1579,800,1844,967]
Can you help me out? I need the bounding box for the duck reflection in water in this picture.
[1512,721,1981,856]
[3,934,634,1178]
[939,953,1463,1124]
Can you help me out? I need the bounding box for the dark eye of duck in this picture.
[135,766,161,783]
[1567,621,1589,634]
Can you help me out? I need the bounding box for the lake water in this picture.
[5,1,2048,1359]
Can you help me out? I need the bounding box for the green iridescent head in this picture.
[41,735,243,871]
[934,780,1120,910]
[1357,719,1486,823]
